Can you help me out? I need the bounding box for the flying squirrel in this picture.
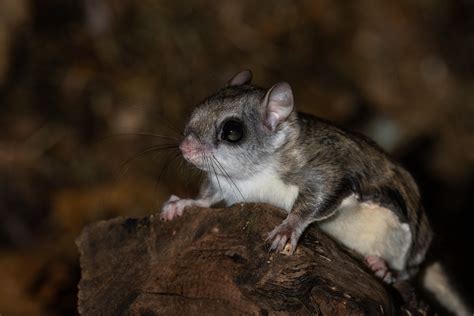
[160,70,470,315]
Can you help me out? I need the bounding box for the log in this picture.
[76,203,432,315]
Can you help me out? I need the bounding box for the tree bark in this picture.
[76,203,432,315]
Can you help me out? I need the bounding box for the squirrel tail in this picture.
[422,262,471,316]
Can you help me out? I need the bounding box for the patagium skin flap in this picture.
[162,70,435,277]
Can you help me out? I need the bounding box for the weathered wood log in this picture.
[76,203,432,315]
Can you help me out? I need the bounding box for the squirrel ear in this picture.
[227,69,253,86]
[262,82,294,131]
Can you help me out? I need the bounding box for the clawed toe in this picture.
[269,234,288,252]
[365,255,393,283]
[267,220,301,255]
[160,195,190,221]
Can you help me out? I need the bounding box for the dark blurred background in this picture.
[0,0,473,314]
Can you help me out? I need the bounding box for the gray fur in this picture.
[166,75,433,281]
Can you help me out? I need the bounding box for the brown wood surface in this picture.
[76,203,432,315]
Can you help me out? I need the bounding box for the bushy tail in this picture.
[423,262,471,316]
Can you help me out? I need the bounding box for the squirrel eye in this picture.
[221,120,244,143]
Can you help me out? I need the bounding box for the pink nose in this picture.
[179,135,198,156]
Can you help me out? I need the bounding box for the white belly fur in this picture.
[212,171,411,271]
[319,194,412,271]
[211,167,299,212]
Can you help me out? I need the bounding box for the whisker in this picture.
[182,158,193,197]
[99,132,181,143]
[197,163,207,184]
[211,155,246,202]
[178,153,189,194]
[154,149,181,209]
[124,104,183,137]
[117,144,179,178]
[156,111,183,136]
[206,155,222,196]
[112,126,181,140]
[157,149,181,183]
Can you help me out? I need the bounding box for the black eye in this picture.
[221,120,244,143]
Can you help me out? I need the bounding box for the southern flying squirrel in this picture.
[160,70,470,315]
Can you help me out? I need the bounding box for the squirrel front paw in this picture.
[267,215,304,255]
[160,195,193,221]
